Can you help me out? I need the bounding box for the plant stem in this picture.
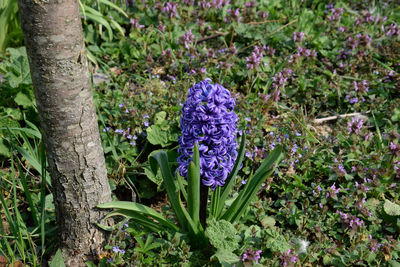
[200,183,209,228]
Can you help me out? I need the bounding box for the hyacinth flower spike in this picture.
[98,79,283,250]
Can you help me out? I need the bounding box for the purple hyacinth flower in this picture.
[177,79,238,189]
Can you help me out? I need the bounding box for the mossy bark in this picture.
[18,1,112,265]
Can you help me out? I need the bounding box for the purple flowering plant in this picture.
[99,79,283,249]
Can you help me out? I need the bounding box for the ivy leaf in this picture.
[205,218,240,252]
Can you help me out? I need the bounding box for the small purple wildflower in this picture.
[264,45,275,56]
[326,183,341,199]
[349,97,359,104]
[162,2,178,18]
[158,24,166,32]
[356,34,372,47]
[347,37,359,50]
[347,117,363,135]
[337,210,365,229]
[198,0,211,9]
[369,235,381,253]
[245,45,264,70]
[272,68,292,90]
[293,32,305,42]
[258,11,269,19]
[112,246,125,254]
[386,23,400,36]
[180,29,195,49]
[328,7,343,22]
[242,248,262,264]
[115,129,124,134]
[354,80,369,93]
[183,0,194,5]
[130,18,145,29]
[227,8,242,22]
[244,1,257,8]
[364,132,373,141]
[390,142,400,156]
[280,249,298,267]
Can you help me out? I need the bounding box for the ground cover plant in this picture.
[0,0,400,266]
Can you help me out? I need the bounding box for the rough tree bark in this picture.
[18,0,112,265]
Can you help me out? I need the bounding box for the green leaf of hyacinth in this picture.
[187,143,201,228]
[98,201,179,231]
[214,134,246,218]
[104,210,163,233]
[150,150,208,248]
[221,145,283,223]
[149,151,193,229]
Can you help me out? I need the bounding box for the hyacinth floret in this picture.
[177,79,238,189]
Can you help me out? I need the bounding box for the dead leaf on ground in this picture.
[0,255,7,267]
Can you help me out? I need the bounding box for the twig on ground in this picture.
[246,19,283,25]
[197,32,227,44]
[314,112,370,124]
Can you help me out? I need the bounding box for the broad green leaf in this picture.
[205,218,240,252]
[383,200,400,217]
[14,92,34,108]
[211,249,240,266]
[260,216,276,228]
[146,125,170,146]
[4,47,32,88]
[265,228,290,253]
[0,140,10,157]
[154,111,167,125]
[144,165,163,186]
[49,249,65,267]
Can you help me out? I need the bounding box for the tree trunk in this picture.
[18,1,112,265]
